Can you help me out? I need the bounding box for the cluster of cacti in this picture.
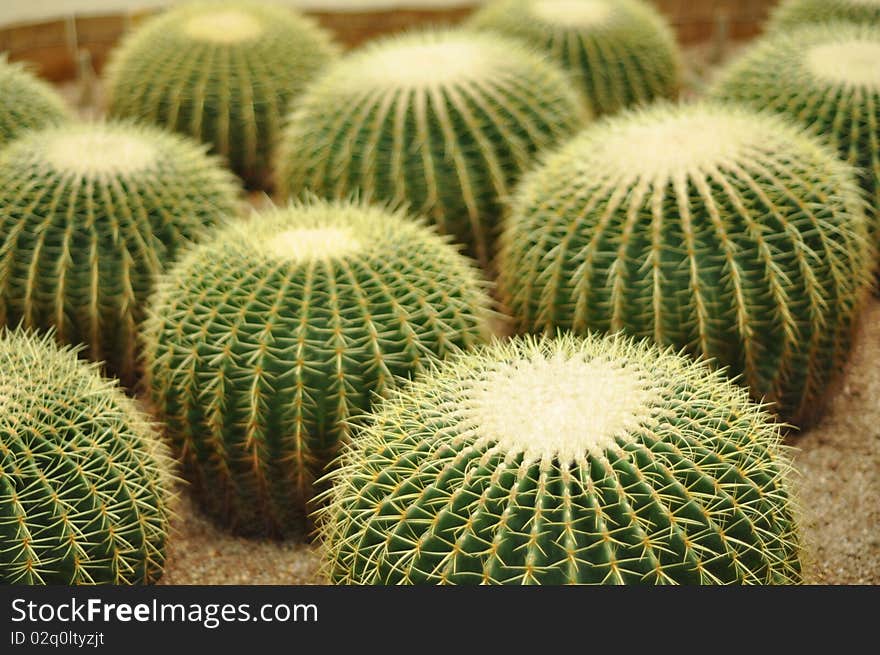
[0,122,240,384]
[105,0,338,186]
[0,56,69,148]
[467,0,682,116]
[498,103,873,426]
[276,28,589,268]
[768,0,880,29]
[143,200,493,537]
[710,22,880,237]
[318,333,802,585]
[0,328,174,585]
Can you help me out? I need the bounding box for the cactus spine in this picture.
[0,328,174,585]
[143,200,493,537]
[318,333,802,585]
[0,56,70,148]
[105,0,338,186]
[276,28,588,269]
[710,22,880,238]
[467,0,682,116]
[498,103,873,426]
[0,122,241,384]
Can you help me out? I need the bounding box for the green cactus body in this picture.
[105,0,338,186]
[318,334,802,585]
[276,29,588,269]
[0,122,241,385]
[498,103,873,426]
[768,0,880,29]
[0,329,174,584]
[143,200,493,536]
[467,0,682,116]
[710,23,880,241]
[0,56,70,148]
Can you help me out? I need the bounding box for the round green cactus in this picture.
[0,56,70,148]
[0,328,174,585]
[498,103,873,426]
[710,22,880,239]
[105,0,338,186]
[276,28,589,269]
[318,333,802,585]
[0,122,241,385]
[467,0,682,116]
[768,0,880,29]
[143,200,493,537]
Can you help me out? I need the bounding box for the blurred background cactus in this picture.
[276,28,589,269]
[0,56,70,147]
[319,334,802,584]
[105,0,339,187]
[768,0,880,29]
[498,103,873,426]
[0,328,174,585]
[710,22,880,240]
[0,121,240,385]
[143,200,493,537]
[468,0,683,116]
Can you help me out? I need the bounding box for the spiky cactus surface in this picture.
[276,29,588,269]
[710,22,880,238]
[0,56,69,148]
[143,200,493,537]
[768,0,880,29]
[105,0,338,186]
[467,0,682,116]
[498,103,873,426]
[0,122,240,384]
[318,334,802,585]
[0,329,174,585]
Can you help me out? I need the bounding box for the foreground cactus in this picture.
[768,0,880,29]
[318,333,802,585]
[467,0,682,116]
[105,0,338,186]
[144,200,493,536]
[0,122,240,384]
[498,103,873,426]
[277,29,588,268]
[710,22,880,237]
[0,329,174,584]
[0,56,69,148]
